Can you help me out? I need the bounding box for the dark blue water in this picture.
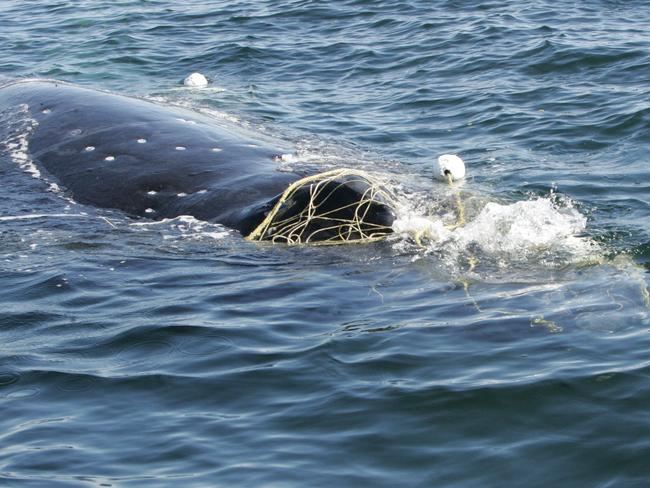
[2,1,650,486]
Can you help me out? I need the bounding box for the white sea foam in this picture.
[130,215,230,241]
[3,104,41,178]
[392,195,599,270]
[273,146,348,172]
[392,214,451,242]
[166,85,226,94]
[1,103,72,196]
[454,199,588,257]
[145,96,238,125]
[0,213,89,222]
[175,118,197,125]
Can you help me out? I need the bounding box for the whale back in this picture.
[0,80,299,230]
[0,80,395,243]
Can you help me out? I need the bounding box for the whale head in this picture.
[245,169,396,244]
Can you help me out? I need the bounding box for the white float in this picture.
[183,72,209,87]
[434,154,465,181]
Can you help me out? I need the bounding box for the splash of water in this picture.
[393,196,600,271]
[454,198,589,257]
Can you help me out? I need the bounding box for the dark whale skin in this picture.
[0,80,301,234]
[0,80,395,240]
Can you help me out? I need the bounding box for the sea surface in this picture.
[1,1,650,486]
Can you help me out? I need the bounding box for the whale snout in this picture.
[246,170,396,245]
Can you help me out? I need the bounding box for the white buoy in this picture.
[183,72,208,88]
[434,154,465,181]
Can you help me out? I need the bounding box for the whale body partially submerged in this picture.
[0,80,395,244]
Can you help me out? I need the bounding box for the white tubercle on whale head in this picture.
[434,154,465,182]
[183,72,209,87]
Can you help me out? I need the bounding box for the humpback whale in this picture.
[0,80,396,244]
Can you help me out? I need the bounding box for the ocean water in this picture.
[1,1,650,486]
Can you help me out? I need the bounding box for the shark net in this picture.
[246,168,397,245]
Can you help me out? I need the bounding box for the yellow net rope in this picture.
[246,168,397,245]
[443,172,477,274]
[441,172,480,310]
[445,172,467,229]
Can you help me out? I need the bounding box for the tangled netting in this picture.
[246,168,397,245]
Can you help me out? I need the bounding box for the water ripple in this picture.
[2,0,650,485]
